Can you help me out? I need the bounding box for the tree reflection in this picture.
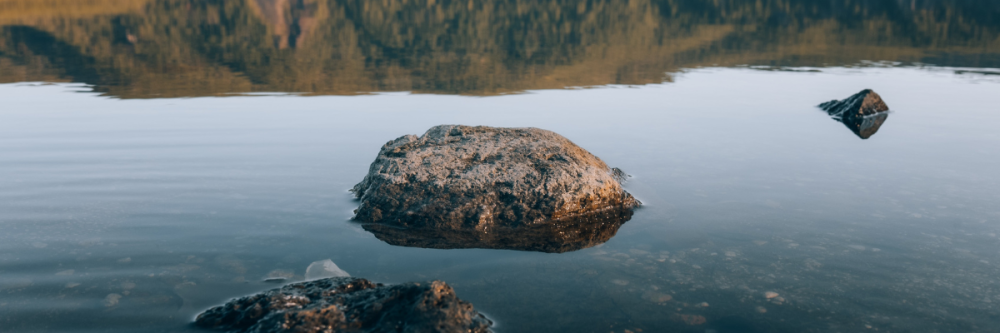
[1,0,998,98]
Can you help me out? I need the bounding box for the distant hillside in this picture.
[1,0,998,98]
[0,0,149,23]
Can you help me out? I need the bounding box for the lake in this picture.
[1,1,999,332]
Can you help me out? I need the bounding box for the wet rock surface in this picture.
[818,89,891,139]
[819,89,889,118]
[195,277,492,333]
[352,125,639,250]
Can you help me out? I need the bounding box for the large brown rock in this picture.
[194,277,492,333]
[818,89,891,139]
[351,125,639,249]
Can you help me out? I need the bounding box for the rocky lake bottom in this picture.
[2,67,999,332]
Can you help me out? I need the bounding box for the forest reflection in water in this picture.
[1,0,999,98]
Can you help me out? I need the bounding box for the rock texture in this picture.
[195,277,492,333]
[352,125,639,229]
[818,89,891,139]
[819,89,888,118]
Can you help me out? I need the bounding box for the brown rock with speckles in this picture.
[195,277,492,333]
[351,125,640,251]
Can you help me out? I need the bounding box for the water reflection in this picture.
[1,0,999,98]
[362,208,633,253]
[839,113,890,139]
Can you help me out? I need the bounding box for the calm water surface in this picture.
[2,1,1000,333]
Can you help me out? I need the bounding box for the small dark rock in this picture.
[819,89,888,118]
[818,89,891,139]
[195,277,492,333]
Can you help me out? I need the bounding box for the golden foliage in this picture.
[1,0,998,98]
[0,0,149,24]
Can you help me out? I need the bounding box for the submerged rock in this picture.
[305,259,350,280]
[263,269,295,283]
[104,293,122,307]
[195,277,492,333]
[351,125,639,251]
[818,89,891,139]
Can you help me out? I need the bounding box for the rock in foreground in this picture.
[818,89,891,139]
[352,125,639,236]
[195,277,492,333]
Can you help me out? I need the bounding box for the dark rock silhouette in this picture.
[351,125,639,252]
[195,277,492,333]
[819,89,891,139]
[819,89,889,118]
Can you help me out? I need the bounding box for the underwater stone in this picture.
[195,277,492,333]
[263,269,295,283]
[351,125,640,250]
[305,259,350,280]
[103,293,122,307]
